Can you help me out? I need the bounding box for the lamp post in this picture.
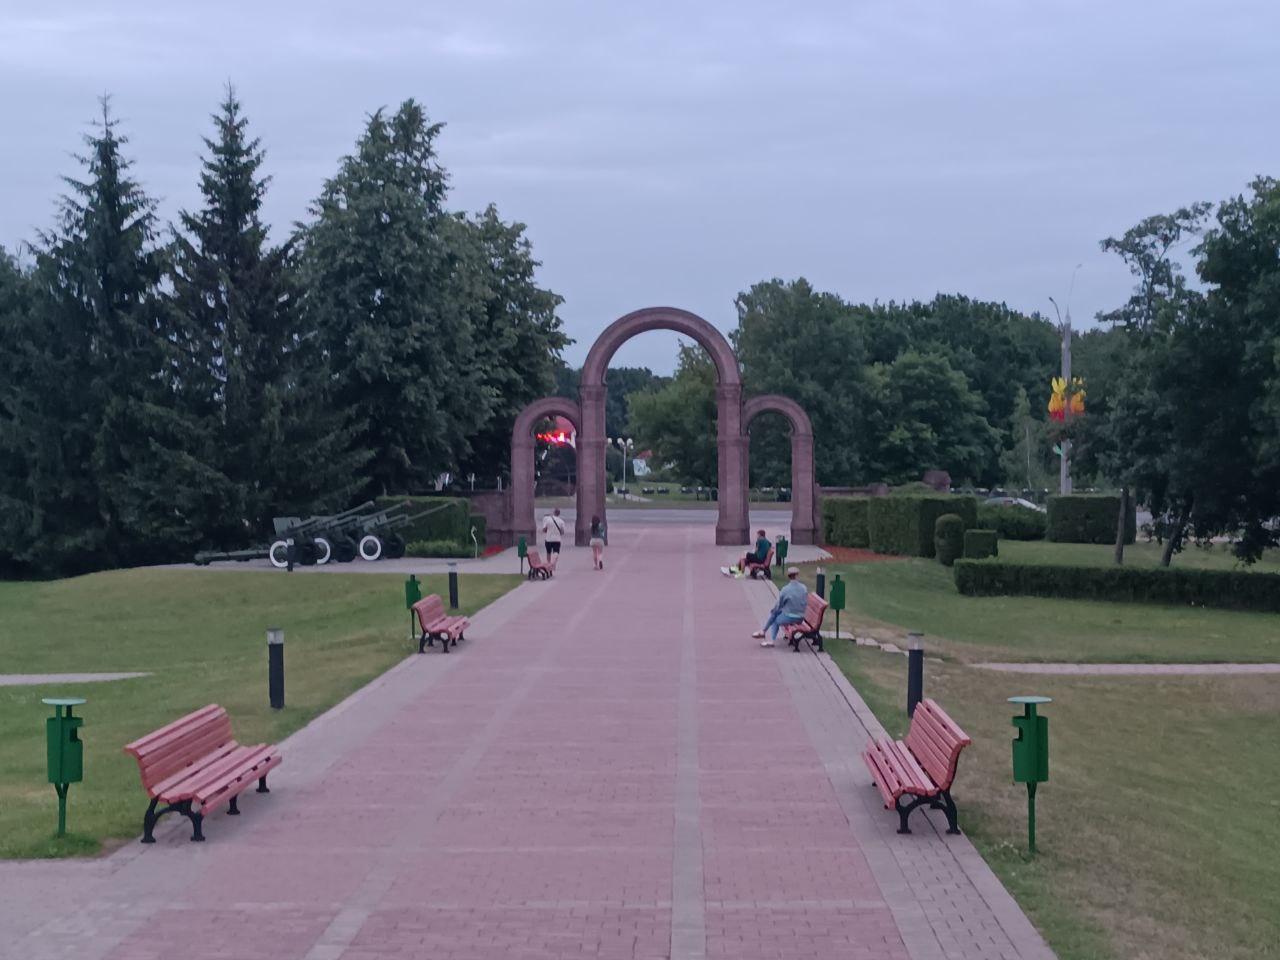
[611,437,634,496]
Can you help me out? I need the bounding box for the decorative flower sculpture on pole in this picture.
[1047,377,1085,422]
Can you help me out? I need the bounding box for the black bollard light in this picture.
[267,628,285,710]
[906,632,924,717]
[815,566,826,599]
[448,561,459,610]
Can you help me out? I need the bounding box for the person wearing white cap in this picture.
[753,566,808,647]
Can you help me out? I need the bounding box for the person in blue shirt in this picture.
[723,529,771,578]
[753,567,808,647]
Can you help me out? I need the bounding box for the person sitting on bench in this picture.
[752,566,807,647]
[723,529,770,577]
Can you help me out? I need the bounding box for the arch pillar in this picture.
[716,381,749,545]
[576,383,607,546]
[742,394,818,545]
[510,396,582,546]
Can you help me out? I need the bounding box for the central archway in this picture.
[577,307,748,546]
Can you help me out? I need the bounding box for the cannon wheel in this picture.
[333,537,357,563]
[384,533,406,560]
[313,536,333,565]
[297,540,320,566]
[358,534,383,561]
[268,540,290,569]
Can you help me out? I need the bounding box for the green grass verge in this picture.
[0,569,520,858]
[825,643,1280,960]
[802,559,1280,663]
[1000,539,1280,572]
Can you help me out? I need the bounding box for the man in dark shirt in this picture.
[723,529,770,577]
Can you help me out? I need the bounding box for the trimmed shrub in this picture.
[963,529,998,560]
[868,495,978,557]
[934,514,964,566]
[374,496,471,543]
[976,503,1046,540]
[953,560,1280,612]
[821,496,870,547]
[1046,494,1136,544]
[405,539,471,558]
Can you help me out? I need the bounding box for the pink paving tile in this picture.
[104,906,334,960]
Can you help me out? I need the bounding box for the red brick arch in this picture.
[509,397,582,546]
[742,395,817,545]
[578,308,746,546]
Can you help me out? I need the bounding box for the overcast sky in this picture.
[2,1,1276,371]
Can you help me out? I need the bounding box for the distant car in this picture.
[657,486,670,494]
[983,496,1046,513]
[680,486,692,494]
[642,487,655,495]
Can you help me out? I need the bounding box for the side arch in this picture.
[578,307,747,545]
[510,397,582,546]
[743,394,817,545]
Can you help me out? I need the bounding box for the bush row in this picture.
[373,496,484,546]
[953,560,1280,612]
[975,503,1046,540]
[869,495,977,557]
[406,539,473,558]
[821,496,870,547]
[1046,494,1136,544]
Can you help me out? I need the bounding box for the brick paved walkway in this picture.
[1,524,1053,960]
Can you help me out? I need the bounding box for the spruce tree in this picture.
[168,88,364,546]
[13,100,168,572]
[300,101,491,495]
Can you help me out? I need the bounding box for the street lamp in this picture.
[611,437,634,496]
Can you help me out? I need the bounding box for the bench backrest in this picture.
[123,704,234,790]
[527,548,547,569]
[904,699,972,790]
[413,594,446,628]
[804,593,829,630]
[753,547,774,567]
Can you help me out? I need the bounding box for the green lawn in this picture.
[828,644,1280,960]
[999,538,1280,572]
[809,545,1280,959]
[803,559,1280,663]
[0,569,520,858]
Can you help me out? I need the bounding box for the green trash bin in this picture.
[44,697,86,837]
[776,536,789,568]
[1009,695,1051,854]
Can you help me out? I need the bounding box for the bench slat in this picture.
[123,704,223,755]
[155,744,263,802]
[195,752,282,814]
[129,719,236,789]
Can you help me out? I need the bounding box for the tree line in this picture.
[615,178,1280,564]
[0,92,567,577]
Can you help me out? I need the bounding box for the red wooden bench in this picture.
[413,593,470,653]
[123,704,281,843]
[746,546,775,580]
[525,547,555,580]
[862,698,971,835]
[783,593,830,652]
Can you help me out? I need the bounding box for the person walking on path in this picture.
[542,508,566,564]
[753,567,807,647]
[589,516,606,570]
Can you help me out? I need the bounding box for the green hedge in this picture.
[821,496,870,547]
[867,495,978,557]
[953,560,1280,612]
[976,504,1046,540]
[934,514,964,566]
[374,496,472,543]
[405,539,472,558]
[963,529,998,560]
[1046,494,1136,545]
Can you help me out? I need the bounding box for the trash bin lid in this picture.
[42,697,86,707]
[1007,696,1052,705]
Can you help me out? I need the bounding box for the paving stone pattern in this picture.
[1,524,1053,959]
